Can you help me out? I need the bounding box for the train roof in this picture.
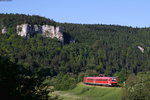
[84,77,115,79]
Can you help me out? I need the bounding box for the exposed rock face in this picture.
[17,24,29,37]
[1,27,7,34]
[16,24,64,43]
[42,25,63,43]
[138,46,144,53]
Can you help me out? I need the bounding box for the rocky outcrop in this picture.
[138,46,144,53]
[17,24,30,37]
[42,25,63,42]
[1,27,7,34]
[16,24,64,43]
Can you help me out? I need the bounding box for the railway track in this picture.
[80,82,122,88]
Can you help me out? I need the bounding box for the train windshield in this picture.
[112,77,117,82]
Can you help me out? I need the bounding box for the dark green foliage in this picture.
[0,56,49,100]
[0,14,150,94]
[0,56,19,99]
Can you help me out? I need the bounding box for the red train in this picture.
[83,76,118,86]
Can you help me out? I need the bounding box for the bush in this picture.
[52,74,77,90]
[122,72,150,100]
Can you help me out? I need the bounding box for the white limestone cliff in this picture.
[1,27,7,34]
[16,24,64,43]
[138,46,144,53]
[17,24,29,37]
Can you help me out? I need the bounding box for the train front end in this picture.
[110,77,118,86]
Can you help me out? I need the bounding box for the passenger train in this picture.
[83,76,118,86]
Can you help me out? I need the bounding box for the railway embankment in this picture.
[49,82,123,100]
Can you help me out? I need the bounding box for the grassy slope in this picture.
[52,83,123,100]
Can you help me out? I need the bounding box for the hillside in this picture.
[0,13,150,100]
[50,83,123,100]
[0,14,150,77]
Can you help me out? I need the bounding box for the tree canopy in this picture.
[0,14,150,99]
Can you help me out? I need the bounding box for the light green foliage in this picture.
[51,74,77,90]
[123,72,150,100]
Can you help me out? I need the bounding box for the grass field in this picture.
[51,83,123,100]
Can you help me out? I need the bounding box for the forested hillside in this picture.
[0,14,150,99]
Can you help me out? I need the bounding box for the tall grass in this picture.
[69,83,123,100]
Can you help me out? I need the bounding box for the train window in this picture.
[112,77,117,81]
[96,79,102,81]
[97,79,108,81]
[88,79,93,81]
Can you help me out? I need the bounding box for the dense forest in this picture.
[0,14,150,100]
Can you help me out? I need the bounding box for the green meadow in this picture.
[51,83,123,100]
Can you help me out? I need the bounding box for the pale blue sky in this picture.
[0,0,150,27]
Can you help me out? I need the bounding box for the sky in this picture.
[0,0,150,27]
